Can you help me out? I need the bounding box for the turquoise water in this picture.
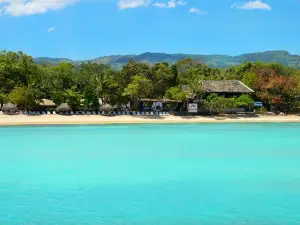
[1,123,300,225]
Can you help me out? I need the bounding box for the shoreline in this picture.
[1,115,300,126]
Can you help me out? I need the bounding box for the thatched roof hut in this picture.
[99,104,114,112]
[181,80,254,96]
[39,99,56,107]
[1,103,17,111]
[202,80,254,93]
[56,103,71,112]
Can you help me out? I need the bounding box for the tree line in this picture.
[1,50,300,112]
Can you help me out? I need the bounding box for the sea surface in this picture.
[1,123,300,225]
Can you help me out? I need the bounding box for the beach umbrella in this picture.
[39,99,56,107]
[56,103,71,112]
[1,103,17,111]
[99,104,114,112]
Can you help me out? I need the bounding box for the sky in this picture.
[0,0,299,60]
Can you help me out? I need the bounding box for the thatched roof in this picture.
[99,104,114,111]
[39,99,56,107]
[1,103,17,111]
[56,103,71,112]
[181,80,254,94]
[140,98,182,103]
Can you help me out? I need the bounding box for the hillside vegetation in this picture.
[1,50,300,113]
[34,51,300,69]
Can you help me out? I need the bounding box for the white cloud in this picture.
[231,0,271,10]
[167,1,176,8]
[152,0,187,8]
[118,0,150,9]
[0,0,77,16]
[189,7,206,15]
[48,26,55,32]
[177,0,187,6]
[153,2,166,8]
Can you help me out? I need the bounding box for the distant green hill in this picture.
[34,51,300,69]
[34,57,75,65]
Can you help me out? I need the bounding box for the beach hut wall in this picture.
[1,103,17,111]
[56,103,71,112]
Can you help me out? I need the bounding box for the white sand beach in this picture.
[0,114,300,126]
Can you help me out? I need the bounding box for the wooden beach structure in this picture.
[181,80,254,113]
[181,80,254,98]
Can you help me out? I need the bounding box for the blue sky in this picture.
[0,0,299,60]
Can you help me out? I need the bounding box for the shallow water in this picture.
[1,123,300,224]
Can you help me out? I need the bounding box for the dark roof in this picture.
[181,80,254,94]
[140,98,182,103]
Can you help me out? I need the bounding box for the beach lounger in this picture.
[122,112,126,115]
[146,112,150,116]
[137,112,141,115]
[97,111,101,115]
[86,111,91,115]
[36,111,41,115]
[0,111,3,115]
[102,111,105,115]
[132,112,136,115]
[150,112,154,116]
[113,111,117,115]
[82,111,86,115]
[126,111,130,115]
[53,111,57,115]
[75,111,79,115]
[24,111,28,115]
[163,112,166,116]
[71,111,74,115]
[159,112,163,116]
[155,112,159,116]
[47,111,51,115]
[118,112,122,115]
[92,111,96,115]
[166,112,170,116]
[42,111,46,115]
[141,112,145,115]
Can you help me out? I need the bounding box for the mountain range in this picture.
[34,51,300,69]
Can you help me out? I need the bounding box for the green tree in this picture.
[0,92,8,107]
[64,86,82,110]
[236,94,254,107]
[164,87,187,101]
[203,94,227,114]
[120,59,153,89]
[151,62,174,98]
[164,87,187,112]
[242,71,257,89]
[8,86,38,109]
[123,75,153,101]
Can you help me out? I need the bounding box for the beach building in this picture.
[181,80,254,113]
[181,80,254,98]
[138,99,183,111]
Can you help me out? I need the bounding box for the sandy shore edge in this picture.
[1,115,300,126]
